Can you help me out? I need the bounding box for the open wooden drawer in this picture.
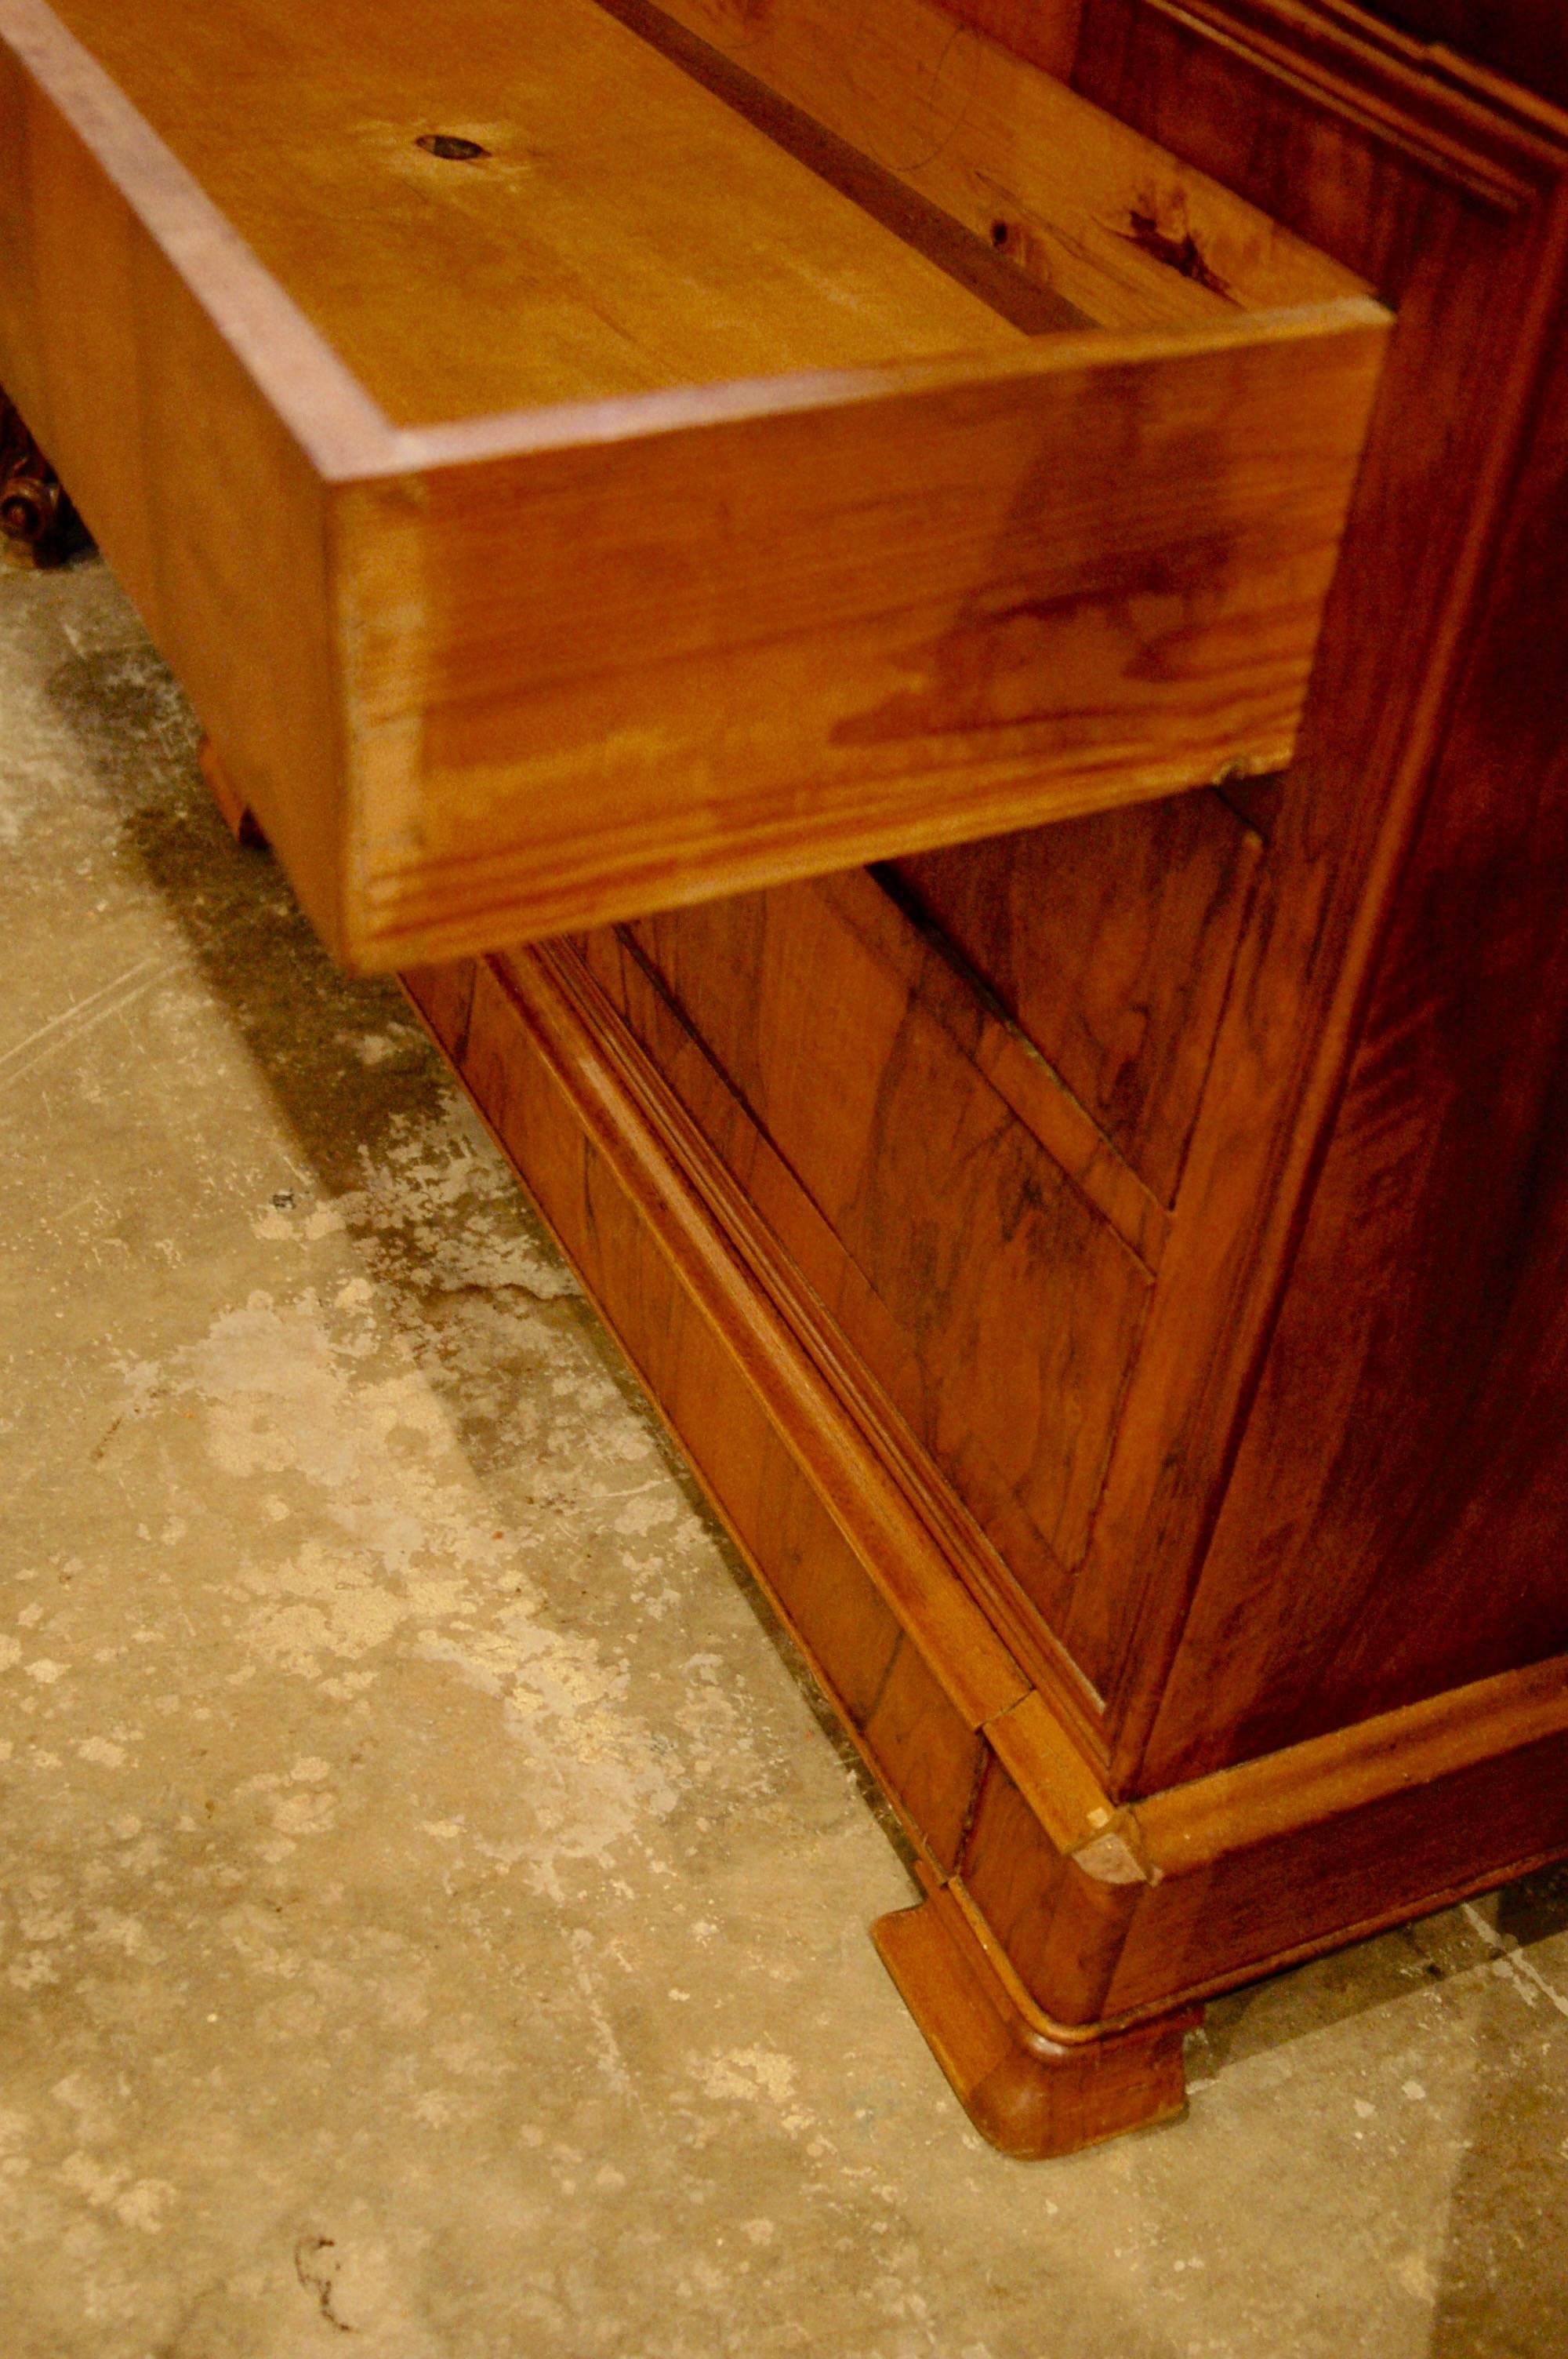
[0,0,1387,969]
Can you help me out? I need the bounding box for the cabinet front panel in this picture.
[606,874,1157,1654]
[893,787,1263,1206]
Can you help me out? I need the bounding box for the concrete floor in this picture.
[2,544,1566,2359]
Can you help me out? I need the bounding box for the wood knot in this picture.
[416,133,490,162]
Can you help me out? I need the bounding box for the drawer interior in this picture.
[0,0,1389,965]
[39,0,1363,422]
[42,0,1040,421]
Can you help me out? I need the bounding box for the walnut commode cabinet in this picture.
[4,0,1567,2157]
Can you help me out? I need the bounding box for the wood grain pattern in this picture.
[1137,278,1568,1782]
[930,0,1082,83]
[339,304,1387,965]
[0,0,390,471]
[44,0,1029,425]
[27,0,1568,2155]
[638,0,1367,329]
[380,0,1568,2150]
[946,1652,1568,2030]
[0,0,1389,967]
[892,789,1264,1206]
[1025,0,1568,1779]
[960,1747,1142,2022]
[823,871,1170,1270]
[873,1882,1197,2157]
[572,916,1118,1741]
[401,943,1033,1870]
[623,878,1149,1594]
[401,933,1568,2061]
[588,0,1092,340]
[1098,1654,1568,2019]
[0,14,351,945]
[1072,0,1563,268]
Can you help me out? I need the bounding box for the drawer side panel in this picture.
[0,22,349,951]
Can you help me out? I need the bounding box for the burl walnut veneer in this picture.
[5,0,1568,2156]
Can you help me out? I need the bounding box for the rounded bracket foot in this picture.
[873,1885,1199,2158]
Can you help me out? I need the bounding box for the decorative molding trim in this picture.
[1102,0,1568,205]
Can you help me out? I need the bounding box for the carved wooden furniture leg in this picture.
[874,1885,1200,2157]
[0,383,84,565]
[198,736,267,849]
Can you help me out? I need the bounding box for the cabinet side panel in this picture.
[578,916,1100,1669]
[1142,293,1568,1782]
[1024,0,1568,1776]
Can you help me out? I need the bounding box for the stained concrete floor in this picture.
[2,543,1567,2359]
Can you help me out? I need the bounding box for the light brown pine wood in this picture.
[0,0,1388,967]
[338,304,1388,965]
[642,0,1369,328]
[43,0,1030,424]
[0,17,352,946]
